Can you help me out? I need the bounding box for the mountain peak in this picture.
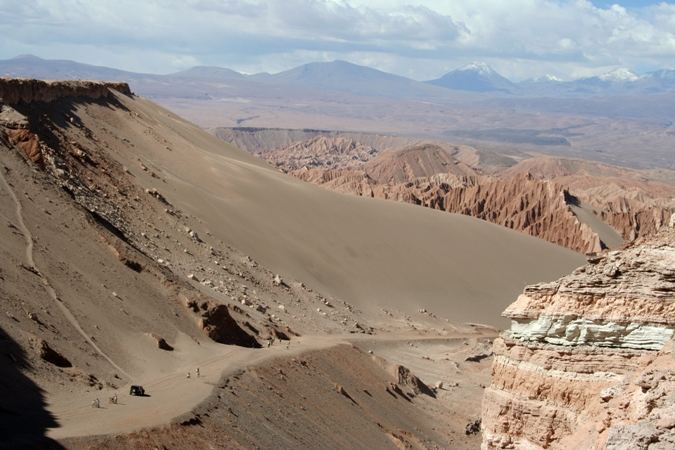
[427,62,513,92]
[598,67,640,82]
[457,62,496,75]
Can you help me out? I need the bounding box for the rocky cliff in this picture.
[482,222,675,449]
[0,78,131,104]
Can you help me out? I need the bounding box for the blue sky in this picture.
[1,0,674,80]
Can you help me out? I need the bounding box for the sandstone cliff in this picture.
[482,224,675,449]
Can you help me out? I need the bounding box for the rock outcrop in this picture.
[0,78,131,104]
[32,338,72,368]
[482,228,675,449]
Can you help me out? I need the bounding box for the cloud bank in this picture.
[0,0,673,80]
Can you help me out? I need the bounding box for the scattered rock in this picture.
[465,418,481,435]
[465,352,492,363]
[145,188,170,205]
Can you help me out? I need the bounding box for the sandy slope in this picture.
[74,93,583,325]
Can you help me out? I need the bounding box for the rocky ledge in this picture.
[0,78,131,104]
[482,221,675,449]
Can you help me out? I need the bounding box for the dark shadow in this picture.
[563,190,581,207]
[0,326,65,449]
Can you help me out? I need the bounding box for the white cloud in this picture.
[0,0,673,79]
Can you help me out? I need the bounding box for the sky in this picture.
[0,0,674,81]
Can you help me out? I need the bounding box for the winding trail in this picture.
[47,332,492,441]
[0,167,131,379]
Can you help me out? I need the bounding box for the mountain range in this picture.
[3,55,674,172]
[2,55,674,97]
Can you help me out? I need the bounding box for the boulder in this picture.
[33,339,72,367]
[147,333,174,351]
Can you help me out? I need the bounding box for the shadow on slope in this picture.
[0,326,64,449]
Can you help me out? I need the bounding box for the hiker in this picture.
[186,371,191,379]
[92,398,100,408]
[196,368,200,377]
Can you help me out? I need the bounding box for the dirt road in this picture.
[47,331,493,440]
[47,335,343,439]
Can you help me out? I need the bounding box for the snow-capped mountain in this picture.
[426,62,515,92]
[596,68,641,82]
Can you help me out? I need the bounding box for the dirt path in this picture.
[47,332,492,441]
[0,168,131,379]
[47,335,344,439]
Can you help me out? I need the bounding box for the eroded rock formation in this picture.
[260,135,378,171]
[482,227,675,449]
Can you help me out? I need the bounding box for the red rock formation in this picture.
[5,128,43,163]
[482,227,675,449]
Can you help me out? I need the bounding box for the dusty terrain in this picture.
[0,79,585,449]
[63,333,496,450]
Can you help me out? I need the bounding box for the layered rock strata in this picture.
[482,227,675,449]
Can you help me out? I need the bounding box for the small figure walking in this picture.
[196,368,200,377]
[186,371,191,379]
[92,398,100,408]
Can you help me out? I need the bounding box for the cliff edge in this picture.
[482,216,675,449]
[0,78,131,104]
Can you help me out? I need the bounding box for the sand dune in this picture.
[73,92,583,325]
